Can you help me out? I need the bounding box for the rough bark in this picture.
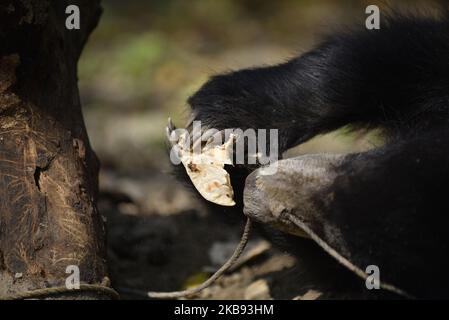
[0,0,109,298]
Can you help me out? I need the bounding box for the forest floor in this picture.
[98,163,385,300]
[99,167,310,300]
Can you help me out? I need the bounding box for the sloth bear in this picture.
[170,11,449,299]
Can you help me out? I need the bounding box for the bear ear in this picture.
[243,154,413,299]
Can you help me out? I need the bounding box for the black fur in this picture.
[177,12,449,298]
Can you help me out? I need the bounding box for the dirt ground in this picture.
[98,164,396,300]
[98,167,301,300]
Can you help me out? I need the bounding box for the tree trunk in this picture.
[0,0,110,299]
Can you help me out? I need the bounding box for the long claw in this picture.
[185,113,195,130]
[165,126,174,146]
[204,130,229,151]
[168,117,175,131]
[166,117,178,147]
[192,127,216,151]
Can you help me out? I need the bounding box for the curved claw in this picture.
[192,129,220,151]
[166,117,178,147]
[185,113,195,130]
[205,130,227,147]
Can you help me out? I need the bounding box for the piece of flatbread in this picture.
[176,131,236,206]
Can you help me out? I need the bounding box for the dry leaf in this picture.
[176,131,236,206]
